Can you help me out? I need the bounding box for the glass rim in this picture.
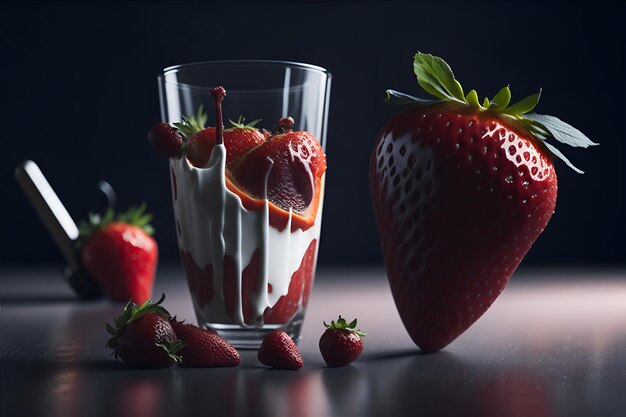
[159,59,332,92]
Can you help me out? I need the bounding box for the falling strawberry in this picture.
[106,295,184,368]
[170,321,240,367]
[370,52,596,352]
[319,316,366,367]
[78,204,158,304]
[258,330,303,370]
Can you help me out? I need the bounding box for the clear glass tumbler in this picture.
[159,61,331,348]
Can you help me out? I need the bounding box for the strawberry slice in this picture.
[228,128,326,232]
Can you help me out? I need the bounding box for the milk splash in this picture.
[171,145,323,327]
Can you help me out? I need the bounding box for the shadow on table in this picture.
[0,293,80,305]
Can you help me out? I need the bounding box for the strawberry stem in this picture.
[323,315,366,337]
[173,106,207,139]
[228,115,262,130]
[76,203,155,249]
[211,86,226,145]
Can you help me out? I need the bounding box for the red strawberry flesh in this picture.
[229,130,326,231]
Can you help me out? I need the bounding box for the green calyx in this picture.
[77,203,154,247]
[386,52,598,173]
[106,294,184,363]
[228,115,262,130]
[173,105,208,139]
[173,108,261,141]
[324,316,366,337]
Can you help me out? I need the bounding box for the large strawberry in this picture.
[79,204,158,304]
[370,52,596,352]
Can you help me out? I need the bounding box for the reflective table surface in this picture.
[1,266,625,417]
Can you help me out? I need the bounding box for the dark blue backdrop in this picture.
[1,1,624,266]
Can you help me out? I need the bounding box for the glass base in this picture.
[204,310,305,349]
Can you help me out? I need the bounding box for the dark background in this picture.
[1,1,624,267]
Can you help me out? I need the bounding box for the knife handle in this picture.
[15,160,80,268]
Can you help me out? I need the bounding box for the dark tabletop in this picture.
[1,266,625,417]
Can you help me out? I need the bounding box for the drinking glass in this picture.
[159,61,331,348]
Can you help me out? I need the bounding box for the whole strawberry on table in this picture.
[78,204,158,304]
[370,52,596,352]
[106,295,240,368]
[319,316,366,367]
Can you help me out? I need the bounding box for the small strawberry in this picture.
[106,295,183,368]
[78,204,158,304]
[370,52,596,352]
[175,107,265,168]
[319,316,366,367]
[223,116,267,165]
[258,330,303,370]
[147,122,184,157]
[170,322,240,367]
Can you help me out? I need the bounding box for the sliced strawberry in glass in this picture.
[227,130,326,232]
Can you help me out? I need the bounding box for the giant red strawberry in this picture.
[79,204,158,304]
[370,52,596,352]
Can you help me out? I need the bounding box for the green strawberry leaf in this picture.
[155,338,185,364]
[389,52,597,174]
[490,86,511,109]
[384,89,441,106]
[523,113,598,148]
[504,90,542,116]
[228,115,262,130]
[465,90,480,108]
[173,105,207,139]
[323,315,366,337]
[76,203,155,249]
[413,52,465,102]
[542,141,585,174]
